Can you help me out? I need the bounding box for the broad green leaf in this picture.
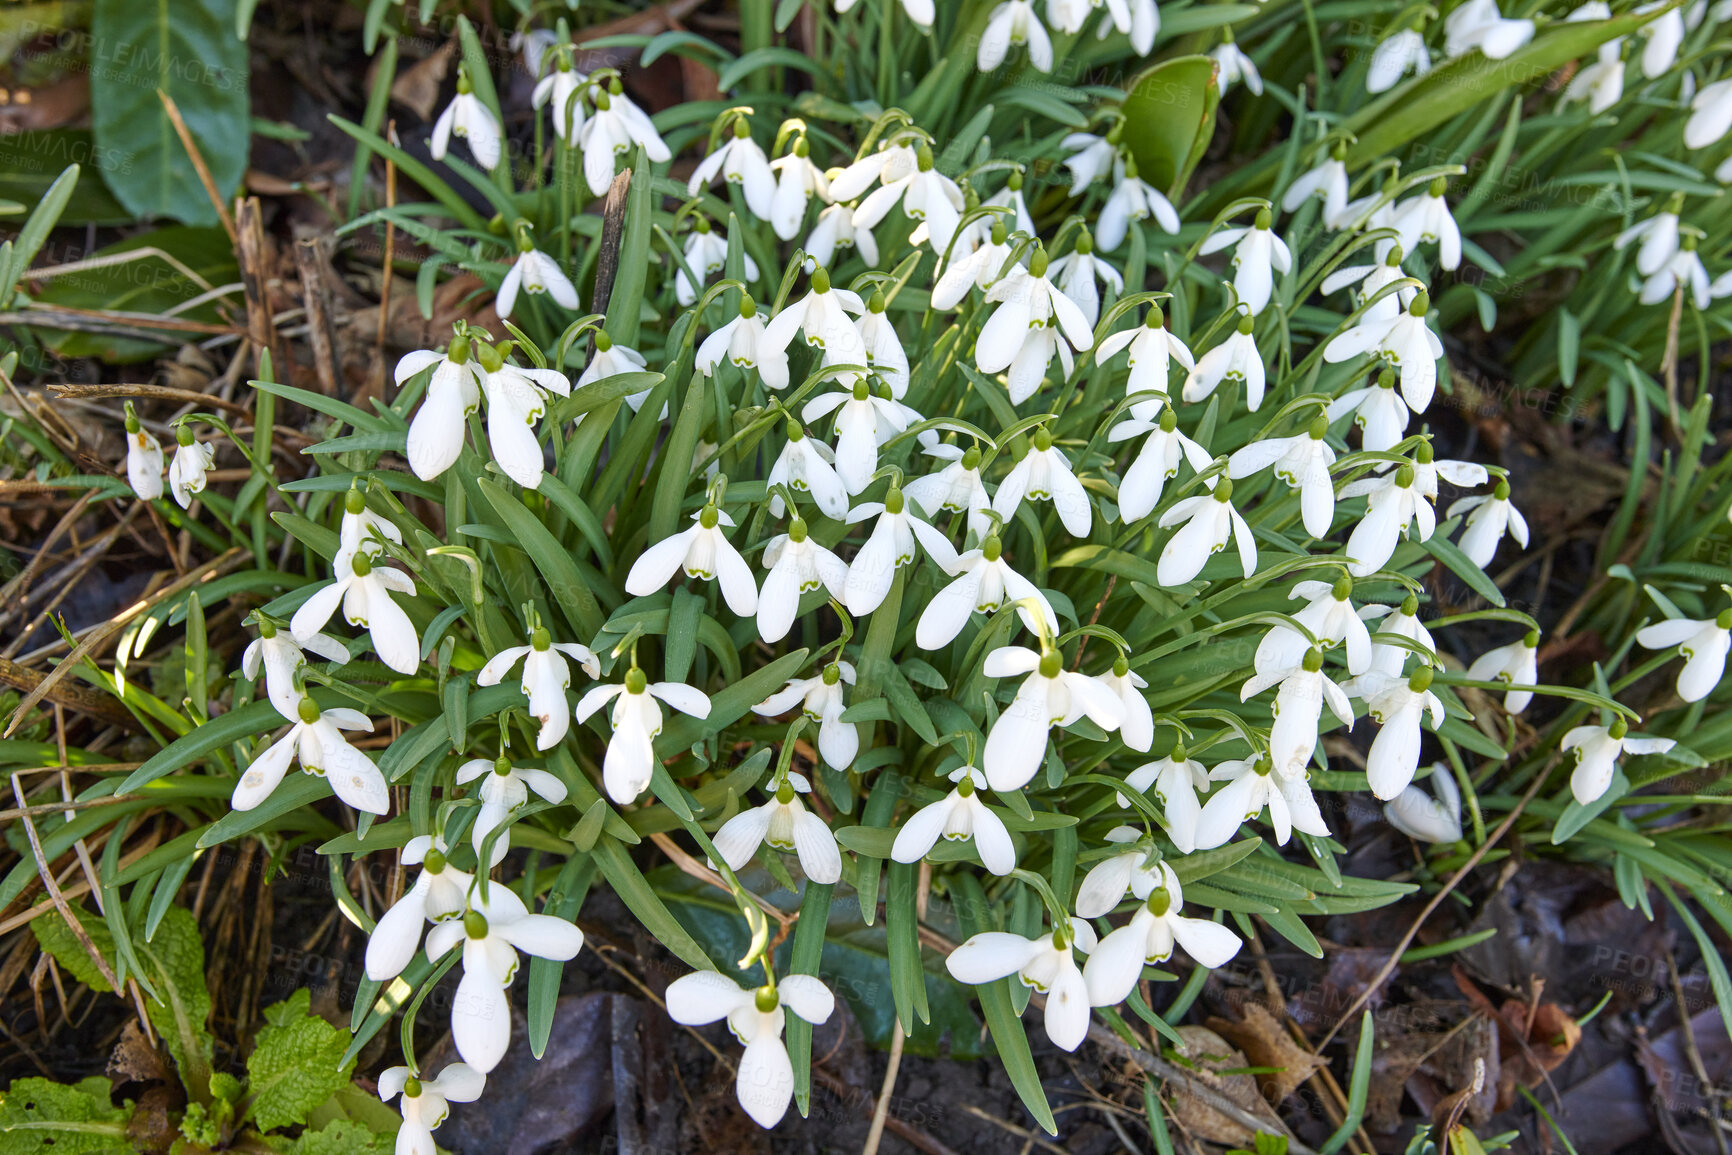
[0,1076,131,1154]
[244,989,355,1133]
[30,905,117,993]
[133,906,213,1102]
[1119,56,1219,198]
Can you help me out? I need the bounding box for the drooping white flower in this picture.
[688,118,776,219]
[332,488,401,577]
[767,423,849,522]
[764,266,869,383]
[1110,407,1214,523]
[1338,462,1434,577]
[1465,631,1539,714]
[946,919,1097,1050]
[1636,1,1685,76]
[805,202,879,270]
[1242,650,1356,779]
[1183,314,1266,410]
[455,756,569,866]
[1323,291,1444,414]
[712,771,843,882]
[1390,178,1462,271]
[1101,658,1154,753]
[1194,755,1331,849]
[123,408,163,500]
[244,622,349,722]
[803,379,910,495]
[853,143,966,254]
[1366,28,1432,93]
[1048,0,1095,32]
[1362,595,1438,679]
[976,248,1097,404]
[232,698,386,815]
[1228,415,1339,539]
[1098,0,1159,53]
[842,487,959,615]
[758,521,850,645]
[1048,233,1124,329]
[291,551,421,675]
[1156,481,1257,586]
[398,337,485,482]
[1640,242,1712,309]
[836,0,937,24]
[1561,718,1675,805]
[1084,862,1241,1006]
[625,505,759,616]
[431,73,502,170]
[497,244,578,321]
[1200,208,1292,314]
[1320,247,1416,329]
[425,885,585,1073]
[1120,750,1210,852]
[1282,147,1350,222]
[1384,765,1464,843]
[532,57,587,146]
[917,533,1058,650]
[1344,667,1444,799]
[1074,827,1159,916]
[578,84,672,195]
[982,646,1124,791]
[1327,368,1411,452]
[676,220,760,307]
[755,664,859,770]
[979,1,1055,72]
[855,291,911,398]
[1097,157,1182,251]
[1210,37,1263,94]
[664,971,835,1129]
[1448,479,1529,568]
[1096,304,1194,419]
[892,765,1016,875]
[904,440,992,534]
[993,428,1093,537]
[1615,205,1682,277]
[988,174,1036,238]
[1443,0,1535,60]
[379,1063,485,1155]
[1255,577,1373,676]
[696,298,787,389]
[167,429,215,509]
[575,667,712,803]
[1060,132,1119,195]
[1561,43,1625,113]
[477,628,599,750]
[364,834,473,982]
[768,139,832,241]
[1686,78,1732,150]
[1637,610,1732,702]
[478,348,571,489]
[933,220,1016,309]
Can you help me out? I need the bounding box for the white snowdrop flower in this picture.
[1183,314,1266,411]
[892,764,1016,875]
[1060,131,1119,194]
[291,550,421,675]
[1344,667,1444,799]
[1383,765,1463,843]
[676,219,760,307]
[578,331,662,416]
[477,627,599,750]
[1407,443,1487,505]
[1686,78,1732,149]
[803,378,909,495]
[1097,156,1182,251]
[1096,304,1194,419]
[664,972,834,1129]
[1390,178,1462,271]
[1614,203,1682,277]
[1327,368,1411,452]
[758,519,850,645]
[1200,207,1291,315]
[979,1,1055,72]
[933,220,1015,309]
[1099,0,1159,54]
[764,266,869,382]
[767,138,832,241]
[1211,37,1263,94]
[1157,479,1257,586]
[1282,145,1350,223]
[853,143,966,254]
[578,83,672,195]
[767,421,849,521]
[1097,658,1155,752]
[842,487,958,615]
[1074,827,1158,916]
[1084,862,1241,1006]
[1243,649,1356,779]
[1255,576,1372,677]
[1048,233,1123,329]
[1324,290,1444,414]
[1331,174,1402,234]
[1321,247,1415,329]
[167,427,215,509]
[1562,717,1674,805]
[1640,241,1712,309]
[917,533,1058,650]
[455,755,569,867]
[1194,754,1331,849]
[1048,0,1096,32]
[946,919,1098,1050]
[431,70,502,170]
[379,1063,484,1155]
[497,243,579,320]
[856,290,910,398]
[755,663,859,769]
[123,407,163,500]
[828,141,919,204]
[1228,414,1339,539]
[425,886,584,1074]
[988,172,1036,238]
[1465,631,1539,714]
[982,646,1124,791]
[1448,478,1529,568]
[364,835,473,983]
[1366,28,1432,93]
[805,202,879,270]
[244,621,349,722]
[976,247,1097,404]
[1636,1,1685,76]
[687,118,776,220]
[532,55,587,145]
[477,346,572,490]
[575,666,712,804]
[332,488,401,577]
[696,298,788,390]
[1443,0,1534,60]
[904,439,992,534]
[1561,44,1625,113]
[712,771,843,882]
[625,504,759,616]
[1338,461,1433,577]
[993,428,1093,537]
[513,28,559,76]
[1362,594,1438,679]
[1637,609,1732,703]
[398,335,485,482]
[232,697,386,815]
[836,0,936,25]
[1109,408,1214,523]
[1120,750,1210,852]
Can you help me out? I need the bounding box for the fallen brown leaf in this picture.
[1208,1002,1326,1105]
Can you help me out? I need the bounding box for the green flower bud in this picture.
[812,266,832,294]
[297,697,321,724]
[754,985,780,1013]
[625,667,648,694]
[1039,650,1063,678]
[532,626,552,651]
[1407,666,1433,693]
[464,909,489,939]
[699,504,721,529]
[424,849,447,874]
